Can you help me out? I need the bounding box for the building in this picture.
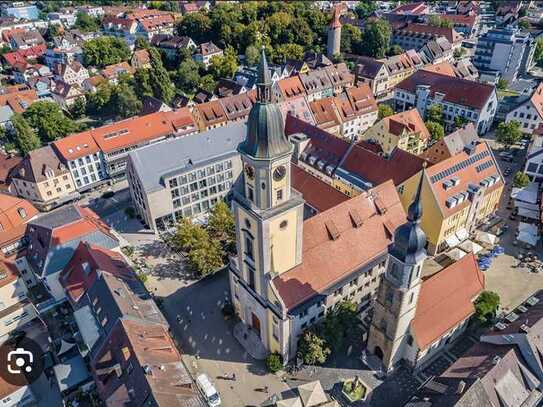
[152,34,196,60]
[324,63,354,95]
[0,152,21,193]
[505,82,543,134]
[4,29,44,49]
[127,123,245,231]
[0,193,38,256]
[392,24,462,51]
[336,84,379,138]
[51,81,84,108]
[473,27,533,83]
[228,50,407,362]
[0,88,37,129]
[53,61,89,86]
[309,97,342,136]
[355,50,423,99]
[220,91,257,123]
[52,132,108,192]
[429,13,479,38]
[394,70,497,134]
[100,62,134,84]
[362,108,430,155]
[193,41,223,68]
[418,36,454,65]
[23,205,118,306]
[422,123,479,164]
[3,4,39,20]
[391,2,430,15]
[327,4,342,58]
[367,174,485,371]
[11,146,79,211]
[299,69,333,102]
[0,257,38,341]
[277,97,315,125]
[276,76,306,101]
[130,49,150,70]
[399,141,503,254]
[192,99,228,131]
[410,290,543,406]
[524,126,543,182]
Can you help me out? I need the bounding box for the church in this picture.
[229,49,485,367]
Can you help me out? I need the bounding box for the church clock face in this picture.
[273,165,286,181]
[244,164,255,180]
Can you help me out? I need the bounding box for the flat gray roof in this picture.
[129,122,246,193]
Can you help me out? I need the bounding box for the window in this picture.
[17,208,27,219]
[248,186,254,202]
[407,335,413,346]
[409,292,414,304]
[280,220,288,229]
[169,178,178,188]
[245,236,254,260]
[276,189,283,201]
[248,268,256,290]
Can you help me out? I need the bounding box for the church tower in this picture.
[327,4,342,59]
[229,48,305,359]
[367,170,427,372]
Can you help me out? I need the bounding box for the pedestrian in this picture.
[265,386,269,393]
[232,373,236,381]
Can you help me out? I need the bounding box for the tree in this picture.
[474,291,500,325]
[513,171,530,188]
[273,43,304,63]
[188,238,224,277]
[69,97,86,119]
[297,330,331,365]
[199,74,216,94]
[355,1,377,19]
[361,19,391,58]
[428,15,453,28]
[23,101,79,142]
[535,38,543,67]
[134,68,153,99]
[454,116,469,129]
[387,44,403,56]
[453,47,466,59]
[149,48,175,103]
[176,12,212,44]
[176,59,201,94]
[245,45,260,66]
[518,19,530,30]
[265,352,283,373]
[86,82,114,115]
[426,121,445,141]
[209,46,239,79]
[323,301,361,351]
[173,218,208,252]
[114,83,142,119]
[11,114,40,155]
[341,24,363,55]
[207,201,236,255]
[378,104,394,119]
[496,121,522,149]
[74,12,100,33]
[426,104,444,125]
[497,78,508,90]
[135,36,150,50]
[45,24,62,41]
[82,36,131,68]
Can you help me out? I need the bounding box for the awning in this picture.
[446,247,468,261]
[459,240,483,254]
[475,231,497,246]
[455,228,469,242]
[518,207,540,220]
[445,234,460,248]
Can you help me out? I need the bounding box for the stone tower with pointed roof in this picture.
[229,49,305,357]
[327,4,342,59]
[367,169,428,372]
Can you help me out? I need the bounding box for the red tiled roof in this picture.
[0,89,37,114]
[392,2,429,15]
[397,23,462,44]
[291,164,349,212]
[53,131,101,161]
[396,69,495,110]
[309,97,341,129]
[0,153,21,188]
[437,13,477,27]
[342,144,428,186]
[345,83,378,115]
[3,45,46,67]
[277,76,306,100]
[101,62,134,79]
[412,254,484,350]
[60,242,133,304]
[422,61,457,77]
[195,100,227,126]
[273,180,406,311]
[424,142,503,217]
[0,193,37,249]
[383,108,430,141]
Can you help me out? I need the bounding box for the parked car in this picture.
[197,374,221,407]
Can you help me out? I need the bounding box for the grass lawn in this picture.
[342,379,366,402]
[497,89,520,98]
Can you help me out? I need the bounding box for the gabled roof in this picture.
[101,62,134,80]
[309,97,341,129]
[382,108,430,140]
[324,63,354,88]
[341,144,428,186]
[197,41,222,56]
[277,76,306,100]
[345,83,378,115]
[0,193,38,248]
[299,69,332,94]
[396,23,462,44]
[12,145,69,183]
[219,90,256,121]
[291,164,349,213]
[273,180,406,311]
[53,131,101,161]
[412,254,484,350]
[195,99,227,126]
[355,56,385,80]
[131,49,150,66]
[424,141,503,217]
[3,44,47,67]
[396,69,495,110]
[0,88,37,113]
[0,152,21,188]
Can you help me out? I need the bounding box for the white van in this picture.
[196,374,221,407]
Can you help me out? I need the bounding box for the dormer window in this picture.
[17,208,27,219]
[45,168,54,179]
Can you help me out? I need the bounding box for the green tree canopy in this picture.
[86,82,114,115]
[176,59,202,95]
[199,74,217,94]
[428,15,453,28]
[207,201,236,255]
[323,301,361,352]
[209,46,239,80]
[426,121,445,141]
[176,12,212,44]
[378,104,394,119]
[149,48,175,103]
[114,83,142,119]
[11,114,40,155]
[23,101,79,142]
[496,121,522,149]
[298,330,331,365]
[245,45,260,67]
[453,47,466,59]
[74,12,100,33]
[474,291,500,325]
[82,36,130,68]
[134,68,153,99]
[387,44,403,56]
[513,171,530,188]
[355,1,377,19]
[361,19,391,58]
[69,97,86,119]
[497,78,508,90]
[341,24,363,55]
[454,116,469,129]
[426,104,444,125]
[518,19,530,30]
[273,43,304,64]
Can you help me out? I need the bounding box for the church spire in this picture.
[256,47,272,103]
[407,166,424,223]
